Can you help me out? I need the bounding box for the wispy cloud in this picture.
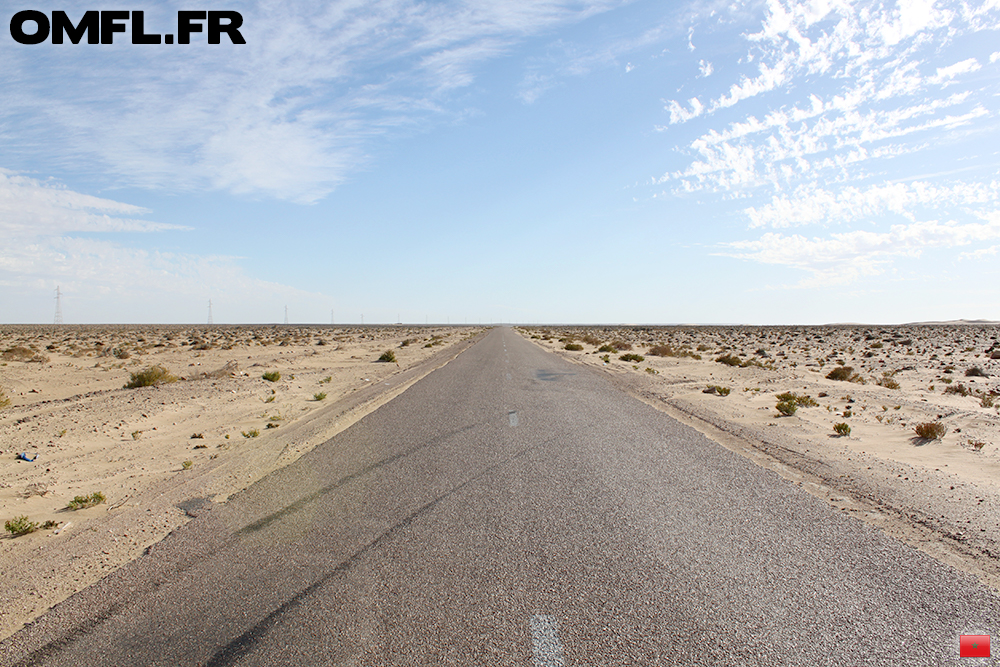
[0,170,323,320]
[1,0,622,203]
[655,0,1000,285]
[719,214,1000,286]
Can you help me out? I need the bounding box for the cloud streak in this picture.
[1,0,623,203]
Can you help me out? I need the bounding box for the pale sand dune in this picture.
[521,325,1000,591]
[0,325,482,639]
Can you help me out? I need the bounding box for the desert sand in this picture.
[2,322,999,640]
[520,323,1000,595]
[0,324,481,639]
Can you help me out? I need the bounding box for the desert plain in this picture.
[0,322,998,640]
[0,324,480,639]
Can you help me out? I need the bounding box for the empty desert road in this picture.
[3,327,998,666]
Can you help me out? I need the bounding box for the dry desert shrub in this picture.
[124,365,178,389]
[0,387,10,410]
[826,366,864,383]
[914,422,947,440]
[2,346,34,361]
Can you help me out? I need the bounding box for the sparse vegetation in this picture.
[124,365,178,388]
[965,367,988,377]
[242,429,260,438]
[620,353,645,362]
[5,516,38,536]
[715,354,743,367]
[313,392,327,401]
[67,491,106,510]
[775,392,818,407]
[703,385,731,396]
[131,430,142,440]
[182,460,193,470]
[0,387,10,410]
[826,366,864,383]
[914,422,947,440]
[262,370,281,382]
[775,399,798,416]
[564,343,584,351]
[378,350,397,363]
[833,422,851,436]
[190,433,204,439]
[876,371,901,390]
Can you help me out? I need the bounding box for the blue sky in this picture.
[2,0,999,324]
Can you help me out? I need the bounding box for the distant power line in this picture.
[54,286,63,325]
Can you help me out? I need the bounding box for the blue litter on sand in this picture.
[17,452,37,462]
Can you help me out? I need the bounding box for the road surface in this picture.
[3,327,997,665]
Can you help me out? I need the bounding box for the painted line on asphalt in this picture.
[529,615,565,667]
[508,410,519,427]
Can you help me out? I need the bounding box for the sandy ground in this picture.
[520,324,1000,593]
[2,322,998,640]
[0,325,481,640]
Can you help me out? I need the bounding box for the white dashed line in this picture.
[530,615,565,667]
[508,411,518,427]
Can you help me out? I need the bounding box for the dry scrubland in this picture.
[521,324,1000,591]
[0,324,480,638]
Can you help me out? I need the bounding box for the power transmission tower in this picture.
[54,286,63,325]
[284,306,289,325]
[207,299,213,325]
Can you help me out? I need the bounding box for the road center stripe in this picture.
[508,411,518,427]
[529,615,565,666]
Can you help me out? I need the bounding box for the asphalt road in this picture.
[3,327,998,666]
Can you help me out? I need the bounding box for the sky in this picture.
[2,0,999,325]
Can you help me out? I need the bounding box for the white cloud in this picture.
[1,0,623,203]
[0,169,325,321]
[744,180,1000,228]
[929,57,981,84]
[719,215,1000,285]
[0,169,186,237]
[698,59,714,77]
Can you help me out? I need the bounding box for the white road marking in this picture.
[530,615,565,666]
[508,411,518,427]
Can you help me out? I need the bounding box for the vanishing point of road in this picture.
[3,327,997,665]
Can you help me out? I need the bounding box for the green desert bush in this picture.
[703,385,731,396]
[833,422,851,436]
[914,422,947,440]
[124,365,178,388]
[67,491,105,510]
[564,343,584,351]
[313,392,327,401]
[619,353,645,363]
[826,366,864,383]
[5,516,38,536]
[775,392,818,407]
[182,460,193,470]
[775,399,798,416]
[378,350,397,363]
[715,354,743,367]
[262,370,281,382]
[0,387,10,410]
[242,429,260,438]
[876,371,900,390]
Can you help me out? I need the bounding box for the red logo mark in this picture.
[960,635,990,658]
